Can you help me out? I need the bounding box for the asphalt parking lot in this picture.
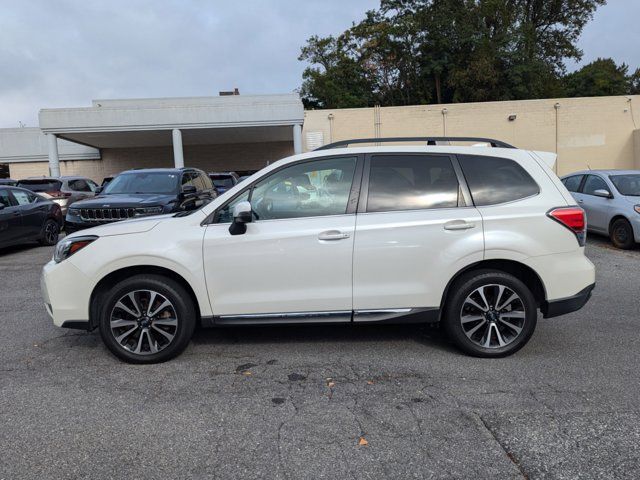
[1,236,639,479]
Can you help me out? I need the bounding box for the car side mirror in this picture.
[593,189,612,199]
[229,201,252,236]
[182,185,197,196]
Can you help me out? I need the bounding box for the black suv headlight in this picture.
[54,236,98,263]
[134,206,163,217]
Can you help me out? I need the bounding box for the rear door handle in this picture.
[318,230,350,241]
[444,220,476,231]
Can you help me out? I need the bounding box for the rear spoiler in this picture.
[531,151,557,170]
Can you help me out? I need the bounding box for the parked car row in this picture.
[0,169,249,248]
[561,170,640,249]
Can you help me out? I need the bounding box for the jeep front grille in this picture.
[79,208,136,222]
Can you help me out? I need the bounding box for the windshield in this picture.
[17,180,62,192]
[609,174,640,196]
[103,172,179,195]
[211,176,235,188]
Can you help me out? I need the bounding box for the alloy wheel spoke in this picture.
[153,318,178,327]
[498,318,523,334]
[148,299,171,318]
[497,293,519,311]
[151,324,175,342]
[501,310,525,319]
[116,326,138,343]
[482,324,494,348]
[128,292,142,317]
[465,298,488,313]
[146,330,159,353]
[494,325,507,347]
[110,318,137,328]
[461,314,484,324]
[146,291,157,315]
[465,319,487,338]
[115,301,138,318]
[134,330,146,353]
[477,286,491,311]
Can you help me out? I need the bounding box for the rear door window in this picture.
[68,179,92,192]
[562,175,584,193]
[458,155,540,206]
[366,154,460,212]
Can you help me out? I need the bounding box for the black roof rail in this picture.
[314,136,516,151]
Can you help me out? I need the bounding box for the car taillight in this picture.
[547,207,586,246]
[46,191,71,198]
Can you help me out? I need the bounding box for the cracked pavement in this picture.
[0,236,639,479]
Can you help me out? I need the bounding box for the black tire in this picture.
[442,270,537,358]
[39,218,60,246]
[98,274,196,364]
[610,218,635,250]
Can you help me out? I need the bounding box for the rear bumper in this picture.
[541,283,595,319]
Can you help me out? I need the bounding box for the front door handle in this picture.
[444,220,476,231]
[318,230,350,241]
[577,199,584,204]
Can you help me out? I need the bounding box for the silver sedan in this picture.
[561,170,640,249]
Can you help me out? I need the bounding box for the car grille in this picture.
[79,208,136,222]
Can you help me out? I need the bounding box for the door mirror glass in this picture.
[229,201,252,235]
[593,189,612,198]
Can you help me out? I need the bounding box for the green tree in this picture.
[564,58,631,97]
[298,0,607,107]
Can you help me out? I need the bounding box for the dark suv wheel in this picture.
[442,270,537,357]
[610,218,635,250]
[98,274,196,364]
[39,218,59,246]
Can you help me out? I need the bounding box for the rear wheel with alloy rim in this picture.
[39,219,59,246]
[610,218,635,250]
[443,270,537,357]
[98,275,196,363]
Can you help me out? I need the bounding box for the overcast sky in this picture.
[1,0,638,128]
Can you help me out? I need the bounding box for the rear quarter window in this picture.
[458,155,540,206]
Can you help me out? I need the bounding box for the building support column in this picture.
[172,128,184,168]
[293,124,302,154]
[47,133,61,177]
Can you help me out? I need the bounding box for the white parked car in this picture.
[42,137,596,363]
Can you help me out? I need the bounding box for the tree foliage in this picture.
[564,58,639,97]
[297,0,637,108]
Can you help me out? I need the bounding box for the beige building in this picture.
[1,94,639,181]
[303,95,640,176]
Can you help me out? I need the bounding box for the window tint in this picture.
[458,155,540,206]
[0,189,16,207]
[12,190,36,205]
[17,180,62,192]
[216,190,250,223]
[582,175,609,196]
[609,174,640,196]
[250,157,356,220]
[562,175,584,193]
[366,155,459,212]
[103,172,179,195]
[68,179,92,192]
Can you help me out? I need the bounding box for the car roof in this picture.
[120,168,201,174]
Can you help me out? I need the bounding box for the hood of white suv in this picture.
[66,214,172,239]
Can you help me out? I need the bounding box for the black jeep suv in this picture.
[65,168,216,233]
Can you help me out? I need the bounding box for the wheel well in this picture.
[609,215,630,234]
[440,260,547,312]
[89,265,201,330]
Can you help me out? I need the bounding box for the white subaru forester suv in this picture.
[42,137,595,363]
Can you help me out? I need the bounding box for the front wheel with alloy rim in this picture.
[443,270,537,357]
[98,274,196,363]
[610,218,635,250]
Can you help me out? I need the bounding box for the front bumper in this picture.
[541,283,595,319]
[41,259,92,328]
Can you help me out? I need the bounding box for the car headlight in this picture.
[134,206,163,217]
[635,205,640,214]
[54,236,98,263]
